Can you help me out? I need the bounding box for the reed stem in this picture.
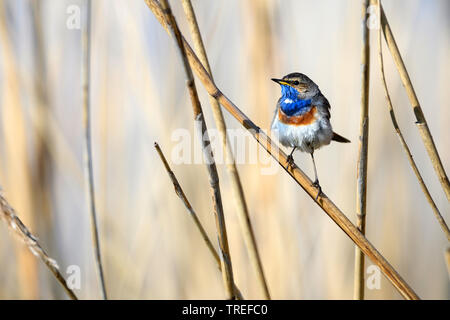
[380,4,450,201]
[82,0,107,299]
[445,247,450,280]
[377,0,450,242]
[144,0,420,299]
[154,142,243,299]
[0,191,78,300]
[158,0,236,299]
[180,0,270,300]
[354,0,371,300]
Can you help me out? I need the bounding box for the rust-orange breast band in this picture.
[278,106,317,126]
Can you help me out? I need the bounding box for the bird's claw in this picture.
[313,180,322,201]
[286,154,295,170]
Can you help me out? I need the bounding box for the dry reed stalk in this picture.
[180,0,270,300]
[0,191,78,300]
[380,4,450,201]
[354,0,371,300]
[158,0,236,299]
[376,1,450,241]
[144,0,420,299]
[82,0,107,299]
[445,248,450,280]
[154,142,243,300]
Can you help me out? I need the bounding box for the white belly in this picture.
[271,116,333,154]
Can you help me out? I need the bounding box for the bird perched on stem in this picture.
[271,72,350,200]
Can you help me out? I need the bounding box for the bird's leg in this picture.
[310,152,322,200]
[286,147,296,169]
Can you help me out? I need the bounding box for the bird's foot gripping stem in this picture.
[286,147,296,170]
[312,179,322,201]
[286,154,295,170]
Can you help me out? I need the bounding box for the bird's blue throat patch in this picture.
[279,85,312,116]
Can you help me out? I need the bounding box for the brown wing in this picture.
[312,92,331,120]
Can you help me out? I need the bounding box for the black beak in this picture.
[271,78,289,86]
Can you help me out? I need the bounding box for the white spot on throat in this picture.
[284,98,293,104]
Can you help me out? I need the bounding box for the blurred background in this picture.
[0,0,448,299]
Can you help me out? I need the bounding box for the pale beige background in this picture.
[0,0,448,299]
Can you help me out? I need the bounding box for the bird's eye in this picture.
[292,80,299,85]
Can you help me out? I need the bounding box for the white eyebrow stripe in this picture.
[284,98,293,103]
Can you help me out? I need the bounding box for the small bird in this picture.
[271,72,350,199]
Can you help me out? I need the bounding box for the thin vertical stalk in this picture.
[380,4,450,201]
[154,142,243,300]
[158,0,235,299]
[354,0,371,300]
[180,0,270,299]
[377,1,450,241]
[82,0,107,299]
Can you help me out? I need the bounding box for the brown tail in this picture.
[332,132,351,143]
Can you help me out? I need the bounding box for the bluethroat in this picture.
[271,72,350,199]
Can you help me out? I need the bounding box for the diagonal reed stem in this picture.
[158,0,235,300]
[144,0,420,299]
[380,4,450,202]
[354,0,371,300]
[377,1,450,242]
[0,191,78,300]
[180,0,270,299]
[154,142,243,300]
[82,0,107,299]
